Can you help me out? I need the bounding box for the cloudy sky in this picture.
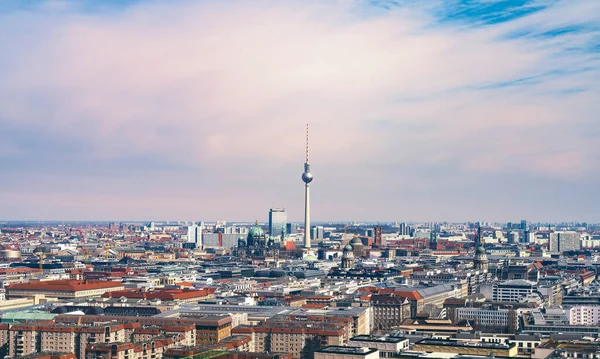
[0,0,599,223]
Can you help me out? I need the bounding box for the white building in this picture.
[347,335,409,358]
[493,280,537,302]
[187,222,204,248]
[568,306,600,325]
[456,308,516,330]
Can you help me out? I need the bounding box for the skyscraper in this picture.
[269,208,287,240]
[301,124,316,261]
[187,222,204,248]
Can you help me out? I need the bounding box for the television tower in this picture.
[301,124,316,260]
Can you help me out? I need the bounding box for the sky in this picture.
[0,0,599,223]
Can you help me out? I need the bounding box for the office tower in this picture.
[399,223,410,236]
[549,232,581,253]
[311,226,324,240]
[187,222,203,248]
[429,231,438,250]
[522,230,535,244]
[507,231,519,244]
[269,208,287,240]
[520,220,527,231]
[301,124,315,260]
[286,223,297,235]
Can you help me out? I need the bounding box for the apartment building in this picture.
[85,337,178,359]
[568,306,600,325]
[233,321,346,359]
[8,322,126,359]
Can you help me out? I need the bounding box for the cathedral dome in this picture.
[248,226,265,239]
[476,246,486,255]
[350,238,363,245]
[343,244,353,252]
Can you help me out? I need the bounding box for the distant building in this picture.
[311,226,324,240]
[269,208,287,240]
[549,231,581,253]
[187,222,204,248]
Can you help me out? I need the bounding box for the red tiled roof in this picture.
[7,280,123,292]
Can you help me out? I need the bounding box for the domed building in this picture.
[473,226,488,271]
[341,244,355,269]
[247,225,266,247]
[350,237,365,257]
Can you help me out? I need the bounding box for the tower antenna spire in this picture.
[306,123,309,164]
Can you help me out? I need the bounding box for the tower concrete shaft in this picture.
[301,124,314,249]
[304,183,310,248]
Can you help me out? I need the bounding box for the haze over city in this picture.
[0,0,599,222]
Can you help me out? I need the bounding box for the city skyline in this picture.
[0,0,599,222]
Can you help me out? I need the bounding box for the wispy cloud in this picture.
[0,0,598,221]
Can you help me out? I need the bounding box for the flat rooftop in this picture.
[416,339,514,349]
[350,335,408,343]
[317,346,378,355]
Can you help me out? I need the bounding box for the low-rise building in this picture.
[413,338,518,357]
[347,335,409,358]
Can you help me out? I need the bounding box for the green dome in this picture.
[343,244,354,252]
[248,226,265,239]
[476,246,486,255]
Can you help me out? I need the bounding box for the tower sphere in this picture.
[302,172,313,183]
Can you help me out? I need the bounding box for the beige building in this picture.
[234,322,347,359]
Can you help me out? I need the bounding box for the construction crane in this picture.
[38,252,50,273]
[341,224,350,246]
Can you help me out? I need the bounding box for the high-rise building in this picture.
[507,231,519,244]
[286,223,297,235]
[429,231,438,250]
[520,220,528,231]
[399,223,410,236]
[301,124,316,261]
[522,230,535,244]
[187,222,204,248]
[311,226,324,240]
[269,208,287,240]
[549,232,581,253]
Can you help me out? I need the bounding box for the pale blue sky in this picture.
[0,0,598,222]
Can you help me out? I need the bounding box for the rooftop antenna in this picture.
[305,123,309,164]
